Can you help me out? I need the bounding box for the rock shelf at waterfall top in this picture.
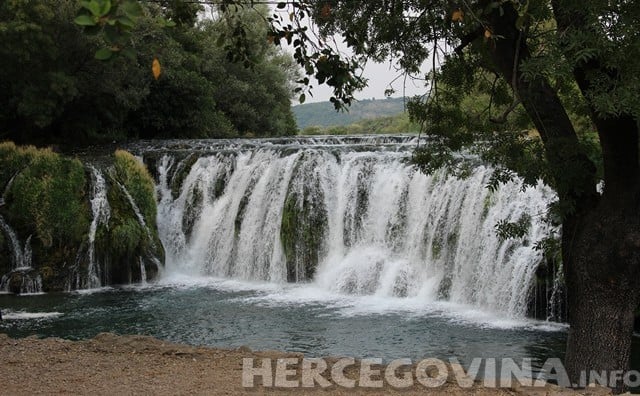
[0,332,612,396]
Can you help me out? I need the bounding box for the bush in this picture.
[4,144,89,247]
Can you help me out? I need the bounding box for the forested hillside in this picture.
[292,97,407,129]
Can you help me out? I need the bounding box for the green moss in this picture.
[437,276,452,299]
[213,176,227,200]
[235,193,250,238]
[280,194,298,270]
[182,185,203,239]
[113,150,157,229]
[482,191,494,219]
[3,144,90,249]
[110,218,145,256]
[280,186,327,282]
[0,142,38,189]
[170,154,199,199]
[0,143,165,290]
[0,230,9,276]
[98,149,165,284]
[431,237,443,259]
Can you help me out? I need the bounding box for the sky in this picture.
[269,5,432,104]
[302,60,431,103]
[199,4,432,104]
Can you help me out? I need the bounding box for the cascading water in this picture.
[145,135,555,318]
[84,166,111,289]
[0,215,41,294]
[115,179,163,275]
[0,214,25,270]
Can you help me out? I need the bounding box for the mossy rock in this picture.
[0,230,10,277]
[170,154,200,200]
[94,150,164,285]
[280,184,327,282]
[4,144,90,248]
[113,150,157,227]
[0,143,166,290]
[0,142,90,291]
[3,268,40,294]
[0,142,38,189]
[182,185,203,240]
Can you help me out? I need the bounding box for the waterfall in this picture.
[85,166,111,289]
[0,214,25,269]
[116,180,163,272]
[0,215,41,294]
[140,257,147,284]
[147,135,555,318]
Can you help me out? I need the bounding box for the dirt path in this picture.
[0,333,613,395]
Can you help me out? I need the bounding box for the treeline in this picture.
[300,112,419,135]
[293,97,408,129]
[0,1,297,146]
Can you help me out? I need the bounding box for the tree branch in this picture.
[454,26,484,55]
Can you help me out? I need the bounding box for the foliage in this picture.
[113,149,156,226]
[103,149,164,281]
[109,217,145,256]
[0,0,298,145]
[1,143,89,247]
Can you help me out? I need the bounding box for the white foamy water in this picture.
[148,136,554,319]
[1,310,62,320]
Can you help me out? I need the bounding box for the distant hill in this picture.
[292,97,408,129]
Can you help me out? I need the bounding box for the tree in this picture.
[0,0,298,145]
[281,0,639,392]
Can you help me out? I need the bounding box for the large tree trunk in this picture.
[550,1,640,391]
[563,199,640,392]
[481,2,640,392]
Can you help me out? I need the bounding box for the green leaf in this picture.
[121,47,136,60]
[117,16,135,28]
[98,0,112,17]
[299,93,306,104]
[122,0,143,20]
[74,14,97,26]
[95,47,113,60]
[80,0,101,16]
[103,25,121,44]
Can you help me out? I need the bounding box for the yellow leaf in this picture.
[152,58,161,80]
[452,9,464,22]
[484,29,492,39]
[321,4,332,19]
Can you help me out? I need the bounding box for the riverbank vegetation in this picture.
[299,113,419,136]
[0,1,297,147]
[0,142,162,291]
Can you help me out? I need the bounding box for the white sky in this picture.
[270,5,431,104]
[302,60,430,103]
[201,5,431,104]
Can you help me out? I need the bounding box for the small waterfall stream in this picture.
[145,135,556,318]
[84,166,111,289]
[0,215,41,294]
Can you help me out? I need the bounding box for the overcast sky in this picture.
[302,60,431,103]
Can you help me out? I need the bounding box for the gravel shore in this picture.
[0,333,613,395]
